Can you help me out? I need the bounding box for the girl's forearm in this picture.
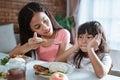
[55,45,78,62]
[9,43,32,57]
[88,48,105,78]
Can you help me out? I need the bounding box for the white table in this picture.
[26,60,120,80]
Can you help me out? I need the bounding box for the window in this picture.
[78,0,120,50]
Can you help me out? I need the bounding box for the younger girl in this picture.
[67,21,112,78]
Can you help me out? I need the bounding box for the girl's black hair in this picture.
[18,2,63,57]
[73,21,109,68]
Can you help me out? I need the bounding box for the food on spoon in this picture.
[49,72,68,80]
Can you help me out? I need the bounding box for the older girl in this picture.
[9,2,70,62]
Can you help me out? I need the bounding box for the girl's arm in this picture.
[9,43,32,57]
[55,35,78,62]
[9,32,46,57]
[87,34,111,78]
[55,43,78,62]
[87,48,106,78]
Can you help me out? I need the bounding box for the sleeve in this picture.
[67,53,76,68]
[102,54,112,73]
[57,29,70,43]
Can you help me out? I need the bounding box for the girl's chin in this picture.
[80,47,87,52]
[43,33,52,37]
[47,32,53,36]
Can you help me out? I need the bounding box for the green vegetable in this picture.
[43,71,67,76]
[44,72,54,76]
[0,56,10,65]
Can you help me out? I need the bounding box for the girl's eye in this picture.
[79,35,83,38]
[43,19,48,23]
[87,36,93,39]
[87,37,92,38]
[34,25,41,29]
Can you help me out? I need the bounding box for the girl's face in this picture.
[30,12,53,37]
[78,32,94,52]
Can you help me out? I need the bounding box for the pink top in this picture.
[37,29,70,62]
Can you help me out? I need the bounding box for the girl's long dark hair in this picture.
[18,2,63,57]
[73,21,109,68]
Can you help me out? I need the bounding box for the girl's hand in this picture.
[87,34,101,51]
[28,32,47,49]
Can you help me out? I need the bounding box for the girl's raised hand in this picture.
[28,32,47,49]
[87,34,102,51]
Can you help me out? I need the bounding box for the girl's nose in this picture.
[81,37,86,43]
[41,23,48,30]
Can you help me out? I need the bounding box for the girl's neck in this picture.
[40,30,57,47]
[83,52,89,58]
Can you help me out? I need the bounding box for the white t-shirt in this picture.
[67,53,112,73]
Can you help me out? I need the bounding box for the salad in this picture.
[0,56,10,79]
[0,56,10,65]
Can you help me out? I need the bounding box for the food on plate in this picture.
[0,56,10,65]
[49,63,68,73]
[49,72,68,80]
[33,62,68,76]
[11,55,32,63]
[33,64,49,75]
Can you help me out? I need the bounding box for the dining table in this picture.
[26,60,120,80]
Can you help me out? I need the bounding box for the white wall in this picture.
[110,49,120,71]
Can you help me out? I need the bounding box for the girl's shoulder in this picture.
[98,53,111,60]
[55,29,70,42]
[57,29,70,35]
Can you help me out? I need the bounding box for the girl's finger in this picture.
[96,34,102,45]
[33,32,37,39]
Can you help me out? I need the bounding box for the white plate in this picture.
[34,62,74,78]
[26,60,47,80]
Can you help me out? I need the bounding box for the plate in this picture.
[34,62,74,78]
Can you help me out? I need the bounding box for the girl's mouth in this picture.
[44,29,50,34]
[80,44,87,47]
